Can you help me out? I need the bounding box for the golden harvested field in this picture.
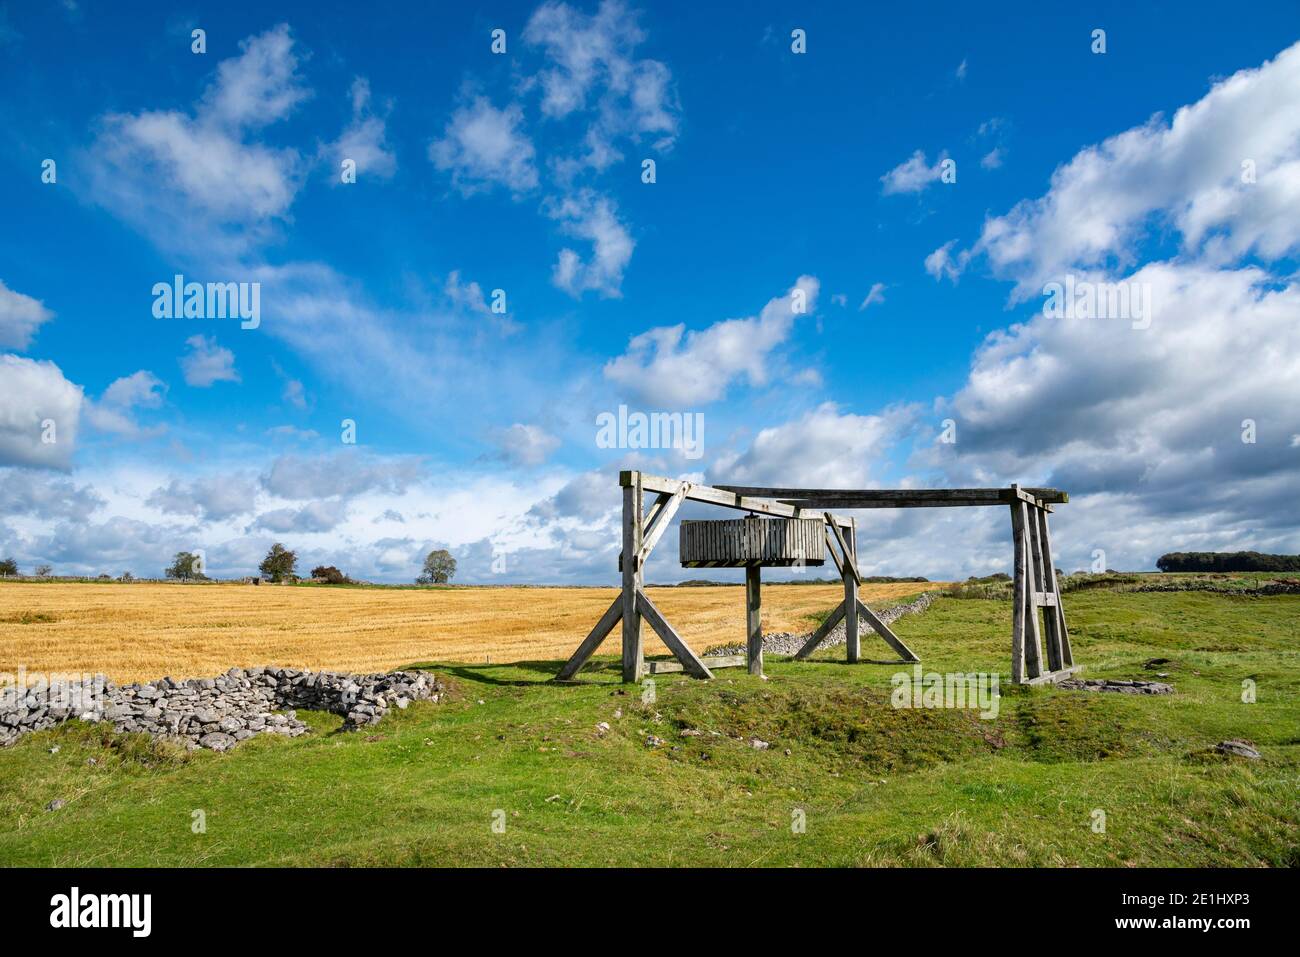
[0,581,933,683]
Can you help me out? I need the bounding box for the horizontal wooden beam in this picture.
[647,654,747,674]
[620,471,854,527]
[715,485,1067,508]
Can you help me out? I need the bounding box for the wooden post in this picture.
[843,518,859,663]
[1009,492,1028,684]
[621,475,644,683]
[746,564,763,675]
[1036,508,1074,668]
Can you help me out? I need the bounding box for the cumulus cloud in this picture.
[326,77,396,182]
[968,40,1300,300]
[180,334,239,387]
[260,451,421,499]
[0,355,82,468]
[547,190,634,297]
[251,498,349,533]
[859,282,887,311]
[0,468,103,520]
[494,423,561,467]
[429,96,539,195]
[86,24,310,255]
[85,371,166,437]
[881,149,950,194]
[146,473,259,522]
[604,275,818,405]
[0,280,54,350]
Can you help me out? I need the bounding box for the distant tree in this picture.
[310,565,348,585]
[165,551,208,580]
[119,571,134,582]
[35,564,52,577]
[417,549,456,584]
[1157,551,1300,573]
[259,543,298,583]
[0,557,18,577]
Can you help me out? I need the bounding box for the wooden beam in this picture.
[1010,501,1028,685]
[794,600,847,660]
[621,471,854,527]
[746,565,763,676]
[856,598,919,663]
[637,484,686,566]
[555,596,623,680]
[825,513,861,585]
[621,479,644,683]
[1037,508,1074,668]
[715,485,1068,506]
[636,589,714,679]
[647,654,746,674]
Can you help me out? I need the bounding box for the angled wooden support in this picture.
[636,589,714,679]
[856,598,919,663]
[555,595,623,680]
[795,599,847,659]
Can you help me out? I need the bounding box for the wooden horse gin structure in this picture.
[557,471,1077,686]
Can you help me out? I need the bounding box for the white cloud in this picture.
[980,147,1003,170]
[494,423,561,467]
[604,275,818,406]
[0,280,54,350]
[0,355,83,468]
[859,282,887,311]
[326,77,396,182]
[924,241,967,282]
[881,149,950,195]
[180,334,239,387]
[970,40,1300,300]
[252,498,349,533]
[86,24,309,254]
[147,474,259,522]
[85,371,166,438]
[955,58,968,80]
[711,402,914,488]
[429,96,539,195]
[547,190,634,297]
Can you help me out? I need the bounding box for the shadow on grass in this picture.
[424,658,626,688]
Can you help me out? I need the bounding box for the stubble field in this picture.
[0,580,932,682]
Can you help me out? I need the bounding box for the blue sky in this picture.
[2,0,1299,583]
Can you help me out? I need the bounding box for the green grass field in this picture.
[1,586,1296,867]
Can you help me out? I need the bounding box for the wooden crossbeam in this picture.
[825,513,860,585]
[555,595,623,680]
[647,654,746,674]
[636,589,714,679]
[622,472,854,527]
[714,485,1068,507]
[637,484,686,566]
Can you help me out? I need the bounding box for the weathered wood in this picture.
[794,599,847,659]
[679,516,824,568]
[746,565,763,675]
[825,513,861,585]
[1010,500,1028,684]
[1036,507,1074,668]
[555,595,623,680]
[637,484,686,566]
[843,521,859,663]
[1033,591,1059,607]
[621,479,644,683]
[1022,664,1082,686]
[622,471,854,527]
[1012,497,1044,680]
[647,654,746,674]
[856,598,919,663]
[1027,504,1062,672]
[636,589,713,679]
[715,485,1068,506]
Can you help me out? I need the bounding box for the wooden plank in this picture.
[621,479,644,683]
[1033,591,1058,607]
[1037,508,1074,668]
[555,596,623,680]
[636,589,714,679]
[825,513,861,585]
[622,471,854,527]
[715,485,1069,506]
[637,485,685,566]
[746,565,763,676]
[1009,502,1027,684]
[1027,506,1062,672]
[856,598,919,663]
[1023,664,1082,686]
[823,528,844,576]
[1011,497,1044,681]
[647,654,747,674]
[794,599,847,660]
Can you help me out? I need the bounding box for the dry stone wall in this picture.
[0,667,443,751]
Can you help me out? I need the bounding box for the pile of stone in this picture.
[1057,677,1174,695]
[0,666,443,752]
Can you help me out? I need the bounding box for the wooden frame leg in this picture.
[556,596,623,680]
[621,479,644,683]
[1037,508,1074,667]
[746,565,763,675]
[843,519,859,663]
[637,589,714,679]
[795,600,847,659]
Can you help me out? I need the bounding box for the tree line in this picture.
[1156,551,1300,573]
